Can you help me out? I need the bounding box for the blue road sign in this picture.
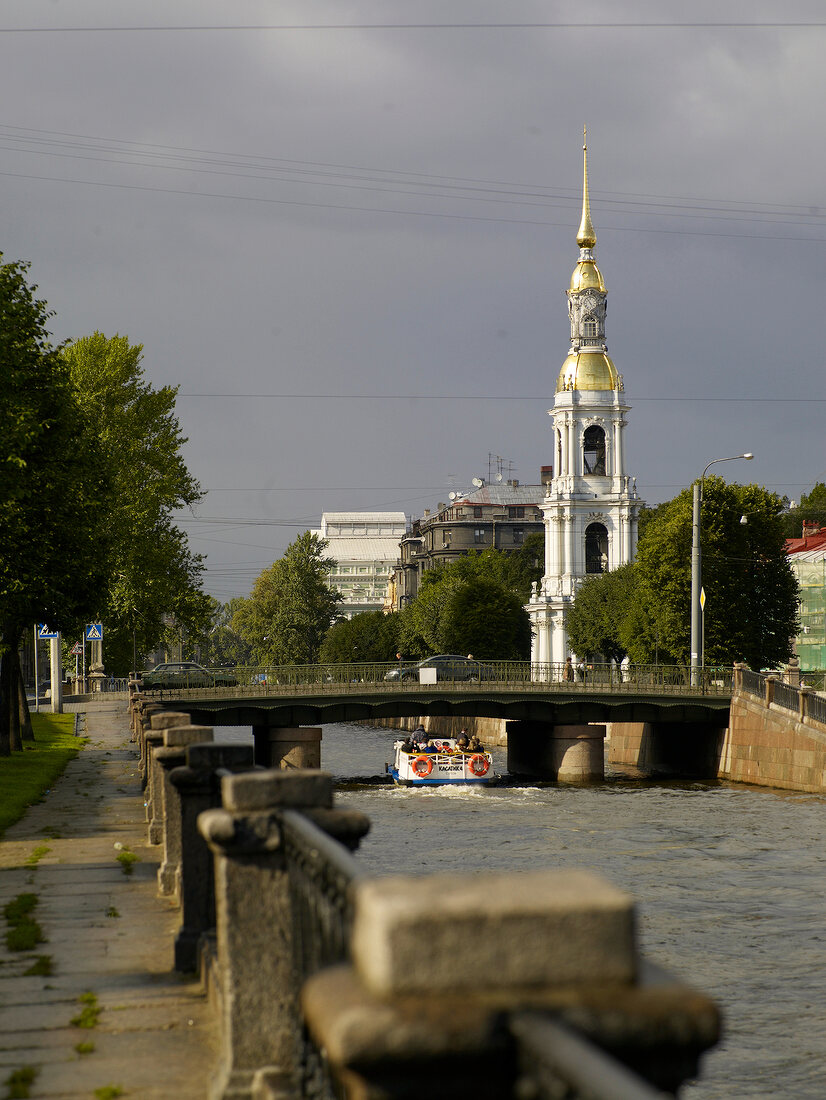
[85,623,104,641]
[37,624,59,640]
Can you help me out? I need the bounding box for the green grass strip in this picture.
[0,714,82,838]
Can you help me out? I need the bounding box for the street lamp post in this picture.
[690,453,754,683]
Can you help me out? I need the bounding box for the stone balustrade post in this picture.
[732,661,746,694]
[301,870,720,1098]
[156,726,214,898]
[199,770,334,1100]
[137,703,166,785]
[799,685,811,723]
[145,712,194,843]
[765,674,778,707]
[170,742,256,973]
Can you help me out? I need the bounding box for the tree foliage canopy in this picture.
[319,610,401,663]
[782,482,826,539]
[233,533,342,665]
[568,478,799,670]
[62,333,210,671]
[397,548,532,660]
[567,564,638,663]
[0,259,112,751]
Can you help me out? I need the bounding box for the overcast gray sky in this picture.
[4,1,825,601]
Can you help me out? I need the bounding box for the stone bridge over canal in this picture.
[139,662,734,784]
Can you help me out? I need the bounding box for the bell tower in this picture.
[527,130,643,671]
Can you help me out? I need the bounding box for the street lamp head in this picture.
[742,453,754,460]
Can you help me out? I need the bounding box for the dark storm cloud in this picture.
[2,0,825,597]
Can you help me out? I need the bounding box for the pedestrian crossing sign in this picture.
[85,623,104,641]
[37,624,59,639]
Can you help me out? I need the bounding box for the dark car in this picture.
[141,661,237,690]
[384,655,498,683]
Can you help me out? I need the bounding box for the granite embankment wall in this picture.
[718,692,826,793]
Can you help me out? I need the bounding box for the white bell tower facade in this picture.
[528,132,643,671]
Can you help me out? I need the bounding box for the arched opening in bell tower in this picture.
[585,522,609,574]
[583,425,606,475]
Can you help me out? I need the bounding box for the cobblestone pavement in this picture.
[0,700,217,1098]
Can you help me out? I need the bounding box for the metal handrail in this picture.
[510,1012,673,1100]
[142,660,735,698]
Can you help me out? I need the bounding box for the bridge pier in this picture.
[608,721,727,779]
[252,724,322,770]
[506,721,605,783]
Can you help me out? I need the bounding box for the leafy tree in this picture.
[567,564,638,662]
[62,333,210,673]
[397,551,532,659]
[504,532,545,600]
[440,579,531,659]
[198,598,254,667]
[319,610,401,663]
[782,482,826,538]
[0,258,110,753]
[234,532,342,664]
[632,477,798,668]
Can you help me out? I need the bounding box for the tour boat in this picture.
[386,738,495,786]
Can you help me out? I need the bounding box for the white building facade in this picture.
[527,135,643,670]
[314,512,408,619]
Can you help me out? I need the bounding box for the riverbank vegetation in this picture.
[0,714,82,836]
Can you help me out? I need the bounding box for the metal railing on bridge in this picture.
[139,660,735,698]
[736,666,826,726]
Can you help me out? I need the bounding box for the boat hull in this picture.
[386,739,495,786]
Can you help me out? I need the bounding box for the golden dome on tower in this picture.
[556,350,619,393]
[569,258,605,293]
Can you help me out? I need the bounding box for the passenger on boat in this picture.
[457,736,469,753]
[468,736,484,752]
[421,740,438,755]
[412,725,428,746]
[400,737,414,754]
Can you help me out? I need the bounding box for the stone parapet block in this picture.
[187,743,255,772]
[352,869,636,996]
[150,710,193,730]
[163,725,214,749]
[220,769,333,813]
[302,960,720,1097]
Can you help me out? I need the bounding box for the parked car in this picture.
[384,655,498,683]
[141,661,237,690]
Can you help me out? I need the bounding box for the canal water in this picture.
[220,721,826,1098]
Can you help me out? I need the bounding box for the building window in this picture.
[508,506,524,519]
[583,315,597,339]
[474,529,486,544]
[583,425,606,475]
[513,527,524,545]
[473,506,483,519]
[585,523,609,574]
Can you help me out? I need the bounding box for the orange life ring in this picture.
[468,753,489,777]
[411,755,433,778]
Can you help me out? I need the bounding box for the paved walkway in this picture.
[0,700,217,1098]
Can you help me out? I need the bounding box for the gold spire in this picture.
[576,126,596,249]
